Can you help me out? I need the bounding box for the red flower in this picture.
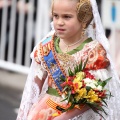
[61,82,67,87]
[71,89,75,94]
[67,81,73,86]
[67,76,74,82]
[98,90,106,98]
[84,70,95,79]
[74,83,79,89]
[82,80,86,87]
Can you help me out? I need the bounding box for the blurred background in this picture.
[0,0,120,119]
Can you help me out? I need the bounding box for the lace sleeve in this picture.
[16,56,47,120]
[17,30,55,120]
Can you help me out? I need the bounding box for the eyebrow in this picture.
[52,12,73,16]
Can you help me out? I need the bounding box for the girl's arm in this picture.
[34,71,47,92]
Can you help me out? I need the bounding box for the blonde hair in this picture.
[51,0,93,28]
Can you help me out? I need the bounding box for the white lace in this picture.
[70,0,120,119]
[69,109,100,120]
[17,0,120,120]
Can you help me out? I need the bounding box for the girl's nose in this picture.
[57,19,64,26]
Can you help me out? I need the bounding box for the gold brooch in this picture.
[57,53,73,68]
[43,42,51,56]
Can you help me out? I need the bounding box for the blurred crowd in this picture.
[0,0,37,64]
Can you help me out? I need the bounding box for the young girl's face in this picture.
[52,0,82,40]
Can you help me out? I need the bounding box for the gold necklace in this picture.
[61,38,83,53]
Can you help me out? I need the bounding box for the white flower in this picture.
[84,78,97,84]
[86,83,96,89]
[97,85,102,91]
[84,78,92,83]
[84,78,99,89]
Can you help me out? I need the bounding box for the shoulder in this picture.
[88,38,106,51]
[86,39,110,70]
[30,30,55,60]
[32,35,53,64]
[87,38,108,62]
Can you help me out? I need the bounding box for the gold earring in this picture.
[81,23,86,36]
[82,28,86,36]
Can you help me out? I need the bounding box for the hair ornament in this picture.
[77,0,93,26]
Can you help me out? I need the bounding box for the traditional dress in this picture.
[23,35,110,120]
[17,0,120,119]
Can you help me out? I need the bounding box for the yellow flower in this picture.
[76,72,85,81]
[73,79,82,92]
[85,89,101,102]
[75,88,87,101]
[73,72,85,91]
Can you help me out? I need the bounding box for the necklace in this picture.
[61,38,84,53]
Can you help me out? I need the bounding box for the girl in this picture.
[17,0,120,120]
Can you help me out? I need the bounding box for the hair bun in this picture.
[77,0,93,26]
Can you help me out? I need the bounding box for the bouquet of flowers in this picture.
[60,60,112,118]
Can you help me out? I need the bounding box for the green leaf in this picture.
[79,98,86,103]
[62,86,68,92]
[60,76,65,82]
[87,103,106,120]
[102,99,108,106]
[107,91,113,98]
[82,58,88,70]
[77,65,79,72]
[98,77,112,88]
[74,66,77,74]
[74,65,79,74]
[61,97,68,102]
[78,61,82,71]
[68,68,74,76]
[65,103,75,112]
[68,91,71,103]
[86,86,91,91]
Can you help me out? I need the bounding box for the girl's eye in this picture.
[53,14,59,19]
[64,15,71,19]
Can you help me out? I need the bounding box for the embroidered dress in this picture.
[25,35,110,120]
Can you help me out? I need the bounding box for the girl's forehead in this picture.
[53,0,77,12]
[53,0,78,4]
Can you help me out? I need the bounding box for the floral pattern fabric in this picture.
[26,36,110,120]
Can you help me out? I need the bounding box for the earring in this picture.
[82,28,86,36]
[81,23,87,36]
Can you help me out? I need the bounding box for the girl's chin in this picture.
[56,34,67,39]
